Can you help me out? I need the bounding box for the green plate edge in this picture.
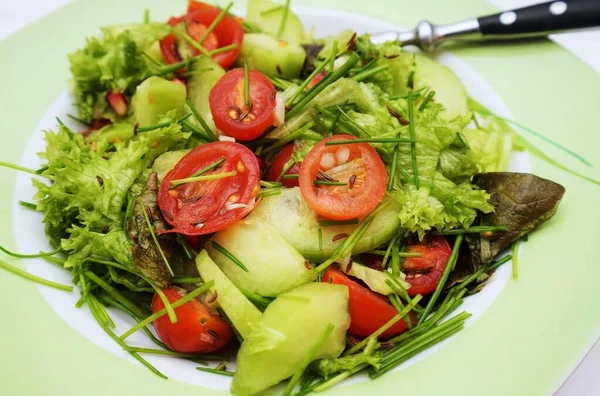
[0,0,599,395]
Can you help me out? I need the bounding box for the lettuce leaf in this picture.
[69,23,168,122]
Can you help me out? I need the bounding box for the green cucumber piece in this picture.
[152,149,190,183]
[246,0,305,43]
[195,250,262,339]
[131,76,186,127]
[187,56,225,135]
[231,282,350,395]
[206,217,316,297]
[248,187,401,262]
[238,33,306,79]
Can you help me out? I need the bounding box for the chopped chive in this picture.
[334,104,370,137]
[283,324,335,396]
[18,200,37,210]
[314,180,347,186]
[286,53,360,119]
[277,0,292,38]
[139,199,175,277]
[418,90,436,111]
[260,4,284,15]
[262,121,315,155]
[329,41,338,74]
[239,287,272,311]
[318,228,323,251]
[170,158,224,191]
[381,235,397,268]
[268,76,290,90]
[282,174,299,179]
[87,296,167,379]
[389,87,426,100]
[390,241,400,277]
[242,20,261,33]
[260,180,282,188]
[85,271,145,318]
[196,366,234,376]
[186,99,216,141]
[407,70,415,89]
[214,361,228,371]
[124,347,223,361]
[67,113,90,126]
[276,160,297,182]
[181,120,214,142]
[287,49,334,105]
[345,295,423,356]
[369,249,423,258]
[384,275,423,314]
[243,60,250,107]
[177,29,211,56]
[197,2,233,45]
[407,91,419,190]
[256,188,283,199]
[120,281,214,340]
[152,284,178,324]
[352,64,389,82]
[172,276,202,284]
[318,218,359,227]
[0,160,45,177]
[434,225,507,235]
[141,51,163,67]
[176,233,197,260]
[389,293,413,329]
[207,43,238,56]
[151,57,198,77]
[170,170,236,187]
[212,241,249,272]
[0,257,72,292]
[0,245,60,259]
[512,241,519,280]
[136,113,192,133]
[143,8,150,23]
[488,254,513,271]
[417,234,464,325]
[325,137,413,146]
[330,100,348,135]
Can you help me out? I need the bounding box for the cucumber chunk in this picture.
[152,149,190,183]
[238,33,306,79]
[131,76,186,127]
[195,250,262,339]
[246,0,305,43]
[187,56,225,135]
[231,283,350,395]
[206,217,316,297]
[248,187,401,262]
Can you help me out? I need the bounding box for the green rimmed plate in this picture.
[1,0,599,395]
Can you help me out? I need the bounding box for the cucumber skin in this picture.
[131,76,186,127]
[231,283,350,395]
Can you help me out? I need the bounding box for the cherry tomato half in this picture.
[209,68,276,141]
[158,141,260,235]
[152,287,233,353]
[322,267,415,339]
[299,134,387,220]
[403,235,452,296]
[264,144,300,187]
[160,2,243,69]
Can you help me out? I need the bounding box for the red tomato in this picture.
[152,287,233,353]
[298,134,387,220]
[160,2,243,69]
[307,72,327,90]
[264,144,300,187]
[158,141,260,235]
[209,68,276,141]
[322,267,415,339]
[403,235,452,296]
[106,90,128,117]
[82,119,111,137]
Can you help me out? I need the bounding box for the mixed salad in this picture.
[3,0,572,395]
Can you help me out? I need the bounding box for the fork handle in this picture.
[478,0,600,37]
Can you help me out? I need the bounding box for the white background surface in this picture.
[0,0,598,394]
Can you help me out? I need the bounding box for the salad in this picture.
[2,0,572,395]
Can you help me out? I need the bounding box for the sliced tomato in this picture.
[322,267,415,339]
[403,235,452,297]
[152,287,233,353]
[298,134,387,220]
[161,2,243,69]
[106,90,128,117]
[307,72,327,90]
[82,119,111,137]
[158,141,260,235]
[264,144,300,187]
[209,68,276,141]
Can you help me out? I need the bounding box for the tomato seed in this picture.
[237,160,246,173]
[349,174,357,189]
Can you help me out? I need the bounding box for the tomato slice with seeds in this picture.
[403,235,452,297]
[152,287,233,353]
[158,141,260,235]
[322,267,415,339]
[160,2,243,69]
[209,68,276,141]
[298,134,387,220]
[264,143,300,187]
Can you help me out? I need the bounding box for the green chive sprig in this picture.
[212,241,249,272]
